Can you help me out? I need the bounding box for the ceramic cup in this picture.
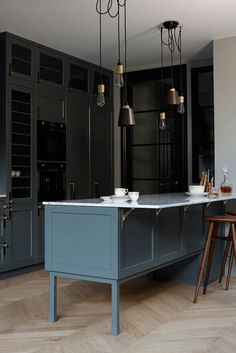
[188,185,205,194]
[128,191,139,202]
[115,188,128,197]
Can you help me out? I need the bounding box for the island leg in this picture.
[49,272,57,322]
[111,280,120,335]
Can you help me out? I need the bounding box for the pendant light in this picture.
[159,27,166,130]
[161,21,180,105]
[96,0,105,107]
[115,9,124,88]
[118,1,135,126]
[177,27,185,114]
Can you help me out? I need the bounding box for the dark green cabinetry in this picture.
[37,49,65,88]
[91,104,113,196]
[67,99,91,199]
[0,200,8,272]
[37,90,65,123]
[7,202,35,270]
[68,60,89,95]
[8,37,35,82]
[0,31,114,274]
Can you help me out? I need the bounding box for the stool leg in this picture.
[226,244,233,290]
[193,222,216,303]
[231,224,236,264]
[219,228,232,283]
[203,237,216,295]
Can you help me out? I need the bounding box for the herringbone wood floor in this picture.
[0,270,236,353]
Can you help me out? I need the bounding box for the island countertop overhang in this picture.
[43,192,236,209]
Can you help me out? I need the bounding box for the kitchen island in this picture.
[44,193,236,335]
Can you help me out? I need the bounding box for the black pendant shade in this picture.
[167,88,179,105]
[118,104,135,126]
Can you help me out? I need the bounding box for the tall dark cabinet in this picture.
[0,32,114,274]
[124,66,187,194]
[191,66,214,183]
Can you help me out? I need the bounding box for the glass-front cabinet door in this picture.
[8,37,35,81]
[10,87,34,201]
[38,49,64,88]
[125,65,187,194]
[68,61,89,93]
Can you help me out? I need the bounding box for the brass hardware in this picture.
[98,83,105,93]
[224,200,228,206]
[160,112,166,120]
[206,202,212,208]
[0,216,7,221]
[183,205,190,218]
[0,241,8,255]
[155,209,162,222]
[0,205,7,209]
[69,182,75,199]
[37,204,44,216]
[120,208,134,230]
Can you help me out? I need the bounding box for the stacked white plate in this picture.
[101,195,130,202]
[185,192,208,196]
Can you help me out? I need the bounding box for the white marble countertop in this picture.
[43,192,236,209]
[0,194,6,199]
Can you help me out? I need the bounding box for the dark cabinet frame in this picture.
[0,31,114,274]
[191,66,214,183]
[122,65,187,193]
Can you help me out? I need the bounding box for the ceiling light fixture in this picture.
[96,0,135,126]
[159,27,166,130]
[115,8,124,88]
[118,1,135,126]
[96,0,105,107]
[160,20,183,107]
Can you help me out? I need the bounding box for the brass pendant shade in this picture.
[118,104,135,126]
[167,88,179,105]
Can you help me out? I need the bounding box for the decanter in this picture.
[220,166,233,195]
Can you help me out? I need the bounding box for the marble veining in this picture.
[43,192,236,209]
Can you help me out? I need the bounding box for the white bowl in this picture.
[188,185,205,194]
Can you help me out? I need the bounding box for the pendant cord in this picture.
[117,7,121,62]
[179,28,182,95]
[124,1,127,103]
[161,27,164,98]
[99,0,102,82]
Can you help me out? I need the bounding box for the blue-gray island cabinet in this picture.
[44,193,236,335]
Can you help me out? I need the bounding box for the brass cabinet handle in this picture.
[69,182,75,200]
[0,215,8,227]
[0,241,8,255]
[37,204,44,216]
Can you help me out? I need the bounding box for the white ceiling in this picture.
[0,0,236,70]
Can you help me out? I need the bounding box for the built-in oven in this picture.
[37,120,66,162]
[37,162,66,202]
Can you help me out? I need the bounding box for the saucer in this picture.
[100,195,130,203]
[100,196,111,201]
[110,195,130,202]
[185,192,208,196]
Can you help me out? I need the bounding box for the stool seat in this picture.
[227,211,236,217]
[193,215,236,303]
[204,215,236,223]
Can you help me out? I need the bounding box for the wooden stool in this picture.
[193,215,236,303]
[219,211,236,290]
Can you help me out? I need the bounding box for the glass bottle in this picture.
[220,167,233,194]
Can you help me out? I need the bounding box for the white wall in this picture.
[214,36,236,188]
[214,36,236,276]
